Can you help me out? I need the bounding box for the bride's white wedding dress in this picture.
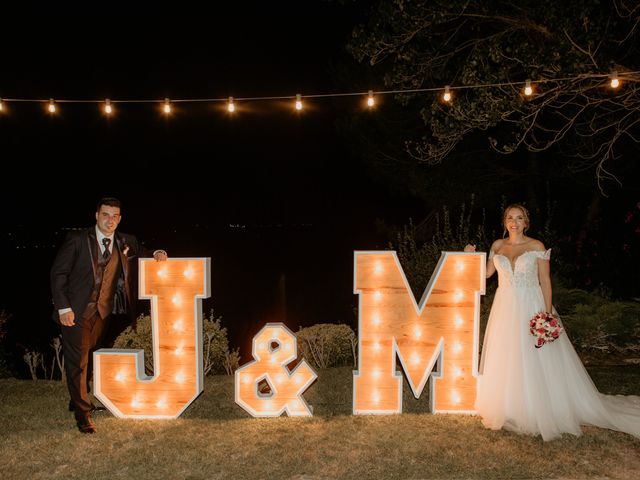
[475,249,640,441]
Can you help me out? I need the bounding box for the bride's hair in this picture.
[502,203,530,237]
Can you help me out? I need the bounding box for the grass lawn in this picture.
[1,366,639,479]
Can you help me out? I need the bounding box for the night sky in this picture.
[0,3,425,359]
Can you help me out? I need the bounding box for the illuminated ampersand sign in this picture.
[94,258,210,419]
[353,251,485,414]
[235,323,318,417]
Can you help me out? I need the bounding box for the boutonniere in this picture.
[122,244,130,256]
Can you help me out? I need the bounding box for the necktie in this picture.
[102,237,111,260]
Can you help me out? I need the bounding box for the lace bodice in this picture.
[491,249,551,288]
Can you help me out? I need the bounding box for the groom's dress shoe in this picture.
[74,412,97,434]
[69,400,106,412]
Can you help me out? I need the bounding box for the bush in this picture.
[393,199,488,298]
[296,323,357,369]
[114,310,239,375]
[558,286,640,353]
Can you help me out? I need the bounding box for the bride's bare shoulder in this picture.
[491,239,504,251]
[526,237,546,251]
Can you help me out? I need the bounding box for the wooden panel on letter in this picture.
[94,258,210,419]
[353,251,485,414]
[235,323,317,417]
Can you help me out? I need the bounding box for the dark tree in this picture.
[348,0,640,192]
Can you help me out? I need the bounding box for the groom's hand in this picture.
[60,310,75,327]
[153,249,168,261]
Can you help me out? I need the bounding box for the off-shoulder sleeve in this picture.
[488,250,495,260]
[534,248,551,260]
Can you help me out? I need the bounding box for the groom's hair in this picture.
[97,197,121,212]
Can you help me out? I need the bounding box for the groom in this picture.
[51,197,167,433]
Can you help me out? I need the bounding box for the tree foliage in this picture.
[349,0,640,191]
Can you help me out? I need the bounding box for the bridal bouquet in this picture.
[529,312,563,348]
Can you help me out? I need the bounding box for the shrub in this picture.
[114,310,238,375]
[559,290,640,353]
[393,199,487,298]
[296,323,357,369]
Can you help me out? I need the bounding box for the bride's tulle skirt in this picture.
[475,285,640,441]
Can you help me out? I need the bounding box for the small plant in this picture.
[393,198,488,298]
[22,350,45,381]
[114,310,238,375]
[296,323,357,369]
[50,335,64,380]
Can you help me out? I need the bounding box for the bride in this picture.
[465,203,640,441]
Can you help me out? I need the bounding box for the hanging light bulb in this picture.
[295,93,303,111]
[48,98,56,113]
[104,99,113,115]
[442,85,452,103]
[367,90,375,107]
[523,79,534,97]
[163,98,171,114]
[609,71,620,89]
[227,96,235,113]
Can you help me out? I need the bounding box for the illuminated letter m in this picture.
[353,251,485,414]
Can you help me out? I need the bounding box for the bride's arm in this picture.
[485,240,500,278]
[537,247,553,312]
[486,257,496,278]
[464,240,498,278]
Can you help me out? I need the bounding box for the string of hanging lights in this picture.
[0,70,635,117]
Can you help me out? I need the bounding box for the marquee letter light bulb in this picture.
[353,251,485,414]
[235,323,317,417]
[94,258,210,419]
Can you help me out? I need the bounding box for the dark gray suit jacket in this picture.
[50,228,148,325]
